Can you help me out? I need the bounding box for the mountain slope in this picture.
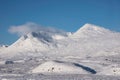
[0,31,68,59]
[0,45,8,53]
[0,23,120,60]
[55,23,120,58]
[71,23,114,38]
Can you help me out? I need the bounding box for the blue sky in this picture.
[0,0,120,45]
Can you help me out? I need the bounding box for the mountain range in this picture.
[0,23,120,76]
[1,23,120,59]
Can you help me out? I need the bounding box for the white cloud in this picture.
[8,22,67,36]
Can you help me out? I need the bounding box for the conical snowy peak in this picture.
[79,23,110,32]
[0,30,69,59]
[71,23,111,38]
[10,31,56,49]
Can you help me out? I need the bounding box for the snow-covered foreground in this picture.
[1,74,120,80]
[0,56,120,80]
[31,60,96,74]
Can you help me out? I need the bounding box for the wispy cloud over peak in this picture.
[8,22,67,36]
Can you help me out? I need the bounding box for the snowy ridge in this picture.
[71,23,112,38]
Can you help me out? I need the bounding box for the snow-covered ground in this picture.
[0,23,120,79]
[1,74,120,80]
[31,60,96,74]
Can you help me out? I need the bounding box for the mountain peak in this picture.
[79,23,108,32]
[71,23,111,38]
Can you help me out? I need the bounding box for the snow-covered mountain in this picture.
[0,30,68,59]
[0,23,120,77]
[71,23,112,38]
[57,23,120,58]
[0,23,120,59]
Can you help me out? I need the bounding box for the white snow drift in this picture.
[31,60,96,74]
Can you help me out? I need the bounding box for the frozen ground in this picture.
[0,56,120,80]
[1,74,120,80]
